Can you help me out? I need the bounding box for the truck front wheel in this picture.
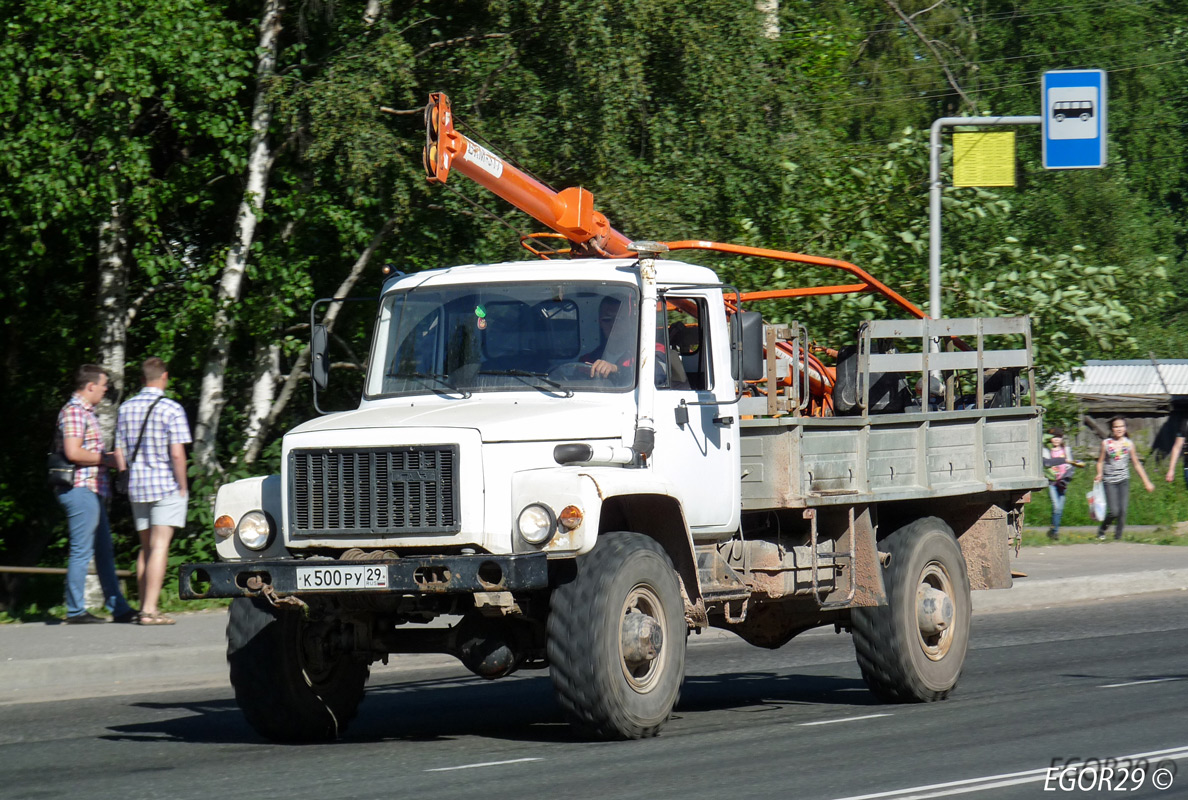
[227,597,370,742]
[547,532,686,739]
[851,517,970,702]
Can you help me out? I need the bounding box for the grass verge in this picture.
[1021,526,1188,548]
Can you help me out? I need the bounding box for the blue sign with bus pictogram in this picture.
[1042,69,1107,169]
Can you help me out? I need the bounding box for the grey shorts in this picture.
[131,491,188,530]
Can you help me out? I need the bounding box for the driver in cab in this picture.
[583,297,632,379]
[582,296,672,385]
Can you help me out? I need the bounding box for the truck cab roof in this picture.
[383,257,722,294]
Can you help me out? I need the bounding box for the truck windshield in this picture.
[367,281,640,398]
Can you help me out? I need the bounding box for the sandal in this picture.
[139,613,176,626]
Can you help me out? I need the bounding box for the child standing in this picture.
[1095,417,1155,541]
[1042,427,1082,541]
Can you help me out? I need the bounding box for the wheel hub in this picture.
[621,609,664,665]
[916,562,956,661]
[618,585,668,692]
[917,584,953,636]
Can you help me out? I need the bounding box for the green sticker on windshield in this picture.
[474,305,486,319]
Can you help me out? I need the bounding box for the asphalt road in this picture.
[4,593,1188,800]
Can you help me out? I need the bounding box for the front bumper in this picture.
[179,553,550,600]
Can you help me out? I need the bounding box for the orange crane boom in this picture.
[423,92,635,257]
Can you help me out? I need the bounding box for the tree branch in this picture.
[475,55,517,115]
[907,0,948,22]
[883,0,974,111]
[125,282,180,329]
[415,32,512,59]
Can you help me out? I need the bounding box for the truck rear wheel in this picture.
[547,532,686,740]
[227,597,369,742]
[851,517,970,702]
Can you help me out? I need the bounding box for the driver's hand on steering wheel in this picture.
[587,359,618,378]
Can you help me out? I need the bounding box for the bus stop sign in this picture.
[1042,69,1107,169]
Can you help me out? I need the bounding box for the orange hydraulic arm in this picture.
[423,92,635,257]
[421,93,927,320]
[664,240,927,320]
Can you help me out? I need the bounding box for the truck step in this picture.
[695,547,751,602]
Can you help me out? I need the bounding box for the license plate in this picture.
[296,565,388,591]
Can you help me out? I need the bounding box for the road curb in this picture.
[0,645,464,706]
[973,569,1188,612]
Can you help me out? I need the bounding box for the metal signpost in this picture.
[928,69,1108,318]
[929,116,1041,318]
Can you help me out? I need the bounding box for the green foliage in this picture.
[1020,528,1188,548]
[1038,389,1083,435]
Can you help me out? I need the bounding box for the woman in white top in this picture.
[1094,417,1155,541]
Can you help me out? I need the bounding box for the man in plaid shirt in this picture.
[115,357,192,625]
[55,364,137,624]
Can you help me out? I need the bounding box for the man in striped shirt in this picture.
[115,357,192,625]
[55,364,137,624]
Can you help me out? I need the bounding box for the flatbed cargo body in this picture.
[739,406,1041,510]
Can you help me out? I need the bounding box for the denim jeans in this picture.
[1048,484,1067,532]
[1098,479,1130,540]
[56,487,132,618]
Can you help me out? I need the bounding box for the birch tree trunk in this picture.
[363,0,382,26]
[242,216,399,463]
[756,0,779,40]
[96,197,129,446]
[193,0,285,476]
[239,340,280,460]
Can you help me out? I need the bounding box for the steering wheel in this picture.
[548,362,602,382]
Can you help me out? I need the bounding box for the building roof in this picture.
[1054,360,1188,397]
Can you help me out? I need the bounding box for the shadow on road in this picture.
[679,671,876,713]
[100,668,877,746]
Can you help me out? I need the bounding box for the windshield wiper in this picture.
[478,369,573,397]
[403,372,471,398]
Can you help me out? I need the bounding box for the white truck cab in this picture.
[210,256,743,568]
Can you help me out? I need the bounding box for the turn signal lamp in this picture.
[214,515,235,541]
[559,505,584,531]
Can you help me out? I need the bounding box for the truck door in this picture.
[650,292,741,534]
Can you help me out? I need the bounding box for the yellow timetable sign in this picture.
[953,132,1016,187]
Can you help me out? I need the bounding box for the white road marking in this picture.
[425,757,543,772]
[1099,677,1183,688]
[797,713,892,727]
[829,745,1188,800]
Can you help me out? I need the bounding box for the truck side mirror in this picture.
[735,311,765,382]
[311,324,330,391]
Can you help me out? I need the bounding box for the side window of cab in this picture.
[658,297,710,391]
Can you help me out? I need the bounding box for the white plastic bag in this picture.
[1087,481,1107,521]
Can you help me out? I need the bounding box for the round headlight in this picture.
[236,510,274,550]
[517,503,556,545]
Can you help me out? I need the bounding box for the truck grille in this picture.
[289,446,460,536]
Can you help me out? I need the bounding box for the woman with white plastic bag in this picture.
[1094,417,1155,541]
